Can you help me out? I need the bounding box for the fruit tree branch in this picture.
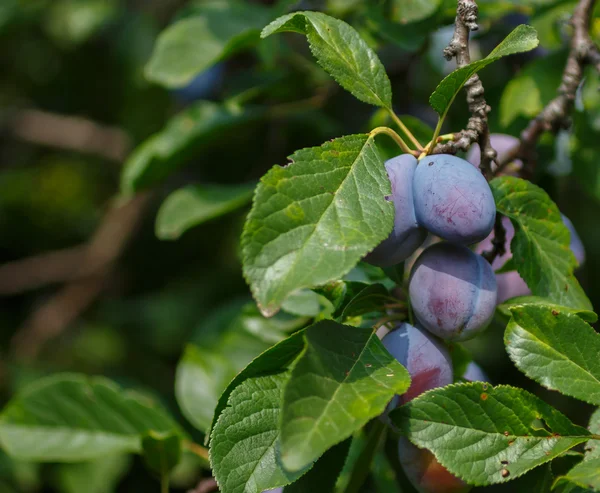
[432,0,497,179]
[496,0,600,175]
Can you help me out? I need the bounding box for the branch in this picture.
[8,109,130,162]
[497,0,600,175]
[432,0,497,179]
[10,193,151,360]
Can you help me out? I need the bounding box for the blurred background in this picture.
[0,0,599,491]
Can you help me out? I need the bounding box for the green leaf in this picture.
[156,182,255,240]
[555,458,600,492]
[141,431,182,478]
[0,374,181,462]
[242,134,394,317]
[145,0,271,88]
[391,0,441,24]
[499,51,567,127]
[490,176,591,310]
[210,373,308,493]
[208,330,307,441]
[54,455,131,493]
[284,439,351,493]
[340,283,390,320]
[121,101,263,195]
[391,382,590,486]
[505,304,600,406]
[176,301,295,433]
[498,296,598,323]
[262,11,392,108]
[430,25,539,117]
[281,289,324,317]
[280,321,410,471]
[586,408,600,460]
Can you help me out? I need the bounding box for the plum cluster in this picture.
[372,143,585,492]
[369,152,498,492]
[369,153,498,342]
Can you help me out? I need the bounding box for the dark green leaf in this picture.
[491,177,591,310]
[505,304,600,406]
[210,373,308,493]
[145,0,271,88]
[340,283,390,320]
[141,431,182,477]
[391,383,590,486]
[280,321,410,471]
[262,11,392,108]
[0,374,181,462]
[176,301,297,433]
[430,25,539,117]
[284,439,351,493]
[242,134,394,317]
[208,330,307,442]
[555,459,600,492]
[156,183,255,240]
[121,101,263,195]
[497,296,598,323]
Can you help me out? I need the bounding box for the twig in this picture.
[481,215,507,265]
[496,0,600,175]
[8,109,130,162]
[10,193,151,360]
[0,246,88,295]
[432,0,497,179]
[187,478,218,493]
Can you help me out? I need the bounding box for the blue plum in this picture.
[398,437,471,493]
[461,361,489,383]
[409,243,497,341]
[413,154,496,244]
[475,214,585,303]
[366,154,427,267]
[381,322,453,404]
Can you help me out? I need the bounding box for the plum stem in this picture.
[389,110,425,150]
[370,126,415,155]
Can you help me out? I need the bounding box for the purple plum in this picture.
[413,155,496,245]
[461,361,489,383]
[466,134,523,176]
[381,322,453,404]
[409,243,497,341]
[475,214,585,303]
[398,437,471,493]
[366,154,427,267]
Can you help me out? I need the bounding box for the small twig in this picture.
[7,109,130,162]
[432,0,497,179]
[496,0,600,175]
[187,478,218,493]
[482,215,507,265]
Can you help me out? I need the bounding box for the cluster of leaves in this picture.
[2,0,600,492]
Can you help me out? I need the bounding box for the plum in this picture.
[461,361,489,383]
[466,134,522,176]
[381,322,453,404]
[366,154,427,267]
[475,214,585,303]
[409,243,497,341]
[398,437,471,493]
[413,154,496,244]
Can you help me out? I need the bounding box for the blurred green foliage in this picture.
[0,0,599,491]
